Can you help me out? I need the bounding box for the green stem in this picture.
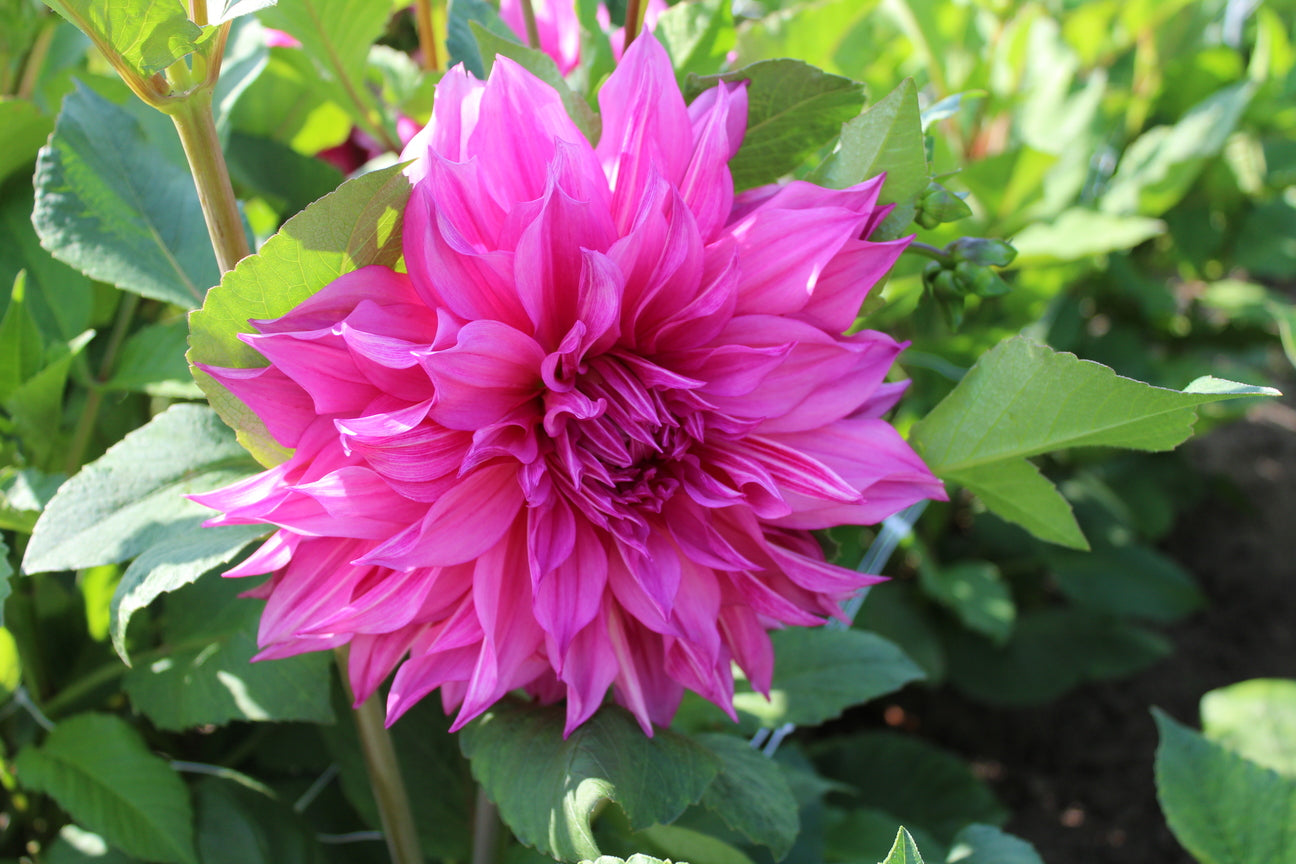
[624,0,644,49]
[335,648,425,864]
[414,0,444,71]
[471,786,500,864]
[905,241,953,265]
[65,292,140,475]
[15,17,56,100]
[518,0,542,50]
[168,90,250,274]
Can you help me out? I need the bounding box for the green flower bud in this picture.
[915,182,973,229]
[950,236,1017,268]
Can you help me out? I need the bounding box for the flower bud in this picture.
[915,181,973,229]
[950,236,1017,268]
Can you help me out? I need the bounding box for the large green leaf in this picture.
[811,732,1007,843]
[918,560,1014,645]
[3,329,94,473]
[124,570,333,729]
[581,857,678,864]
[15,713,197,864]
[1154,709,1296,864]
[43,825,143,864]
[0,185,92,344]
[634,825,754,864]
[445,0,513,79]
[1102,81,1257,216]
[258,0,391,134]
[192,777,320,864]
[460,700,720,862]
[733,628,924,728]
[0,271,44,404]
[1009,208,1165,266]
[944,824,1044,864]
[22,404,259,575]
[187,162,409,466]
[110,523,266,660]
[40,0,204,76]
[32,84,221,307]
[1200,679,1296,777]
[1047,541,1203,623]
[694,733,799,859]
[909,337,1278,549]
[685,60,865,190]
[813,79,929,210]
[104,320,204,398]
[656,0,734,80]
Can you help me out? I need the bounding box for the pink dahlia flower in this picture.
[193,33,945,736]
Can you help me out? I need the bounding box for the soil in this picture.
[903,401,1296,864]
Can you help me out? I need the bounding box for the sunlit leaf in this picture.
[1200,679,1296,777]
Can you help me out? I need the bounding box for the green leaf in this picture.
[14,713,197,864]
[918,560,1014,645]
[41,0,204,76]
[0,467,64,535]
[212,0,277,25]
[813,79,929,208]
[1200,679,1296,777]
[109,523,267,660]
[943,824,1044,864]
[103,320,203,398]
[909,338,1279,549]
[225,130,344,220]
[460,700,719,862]
[580,857,677,864]
[33,83,221,307]
[1102,81,1257,216]
[445,0,514,79]
[23,404,259,575]
[0,271,44,403]
[323,696,473,861]
[125,573,333,729]
[811,732,1007,843]
[187,162,410,466]
[944,609,1170,706]
[733,628,924,728]
[685,60,865,191]
[1047,542,1203,623]
[880,828,925,864]
[1009,208,1165,266]
[228,46,353,154]
[1154,709,1296,864]
[192,777,321,864]
[0,185,92,344]
[694,733,799,859]
[259,0,392,132]
[0,98,53,184]
[635,825,753,864]
[656,0,735,80]
[473,24,601,143]
[4,330,94,472]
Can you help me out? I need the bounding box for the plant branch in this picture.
[624,0,644,49]
[904,241,953,265]
[471,785,500,864]
[335,647,425,864]
[168,89,250,274]
[518,0,541,50]
[413,0,443,71]
[15,17,57,100]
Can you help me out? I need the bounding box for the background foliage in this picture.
[2,0,1293,862]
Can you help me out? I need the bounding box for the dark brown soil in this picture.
[908,403,1296,864]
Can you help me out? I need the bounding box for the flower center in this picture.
[541,352,701,532]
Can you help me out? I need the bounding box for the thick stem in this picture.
[413,0,443,71]
[518,0,542,50]
[471,786,500,864]
[168,90,250,274]
[335,648,425,864]
[624,0,644,50]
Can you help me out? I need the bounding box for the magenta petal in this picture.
[423,320,545,430]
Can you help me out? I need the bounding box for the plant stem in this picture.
[518,0,542,50]
[168,89,250,274]
[64,292,140,474]
[471,785,500,864]
[414,0,443,71]
[15,17,56,100]
[905,241,953,265]
[624,0,644,49]
[335,648,425,864]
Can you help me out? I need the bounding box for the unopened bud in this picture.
[950,236,1017,268]
[915,182,973,229]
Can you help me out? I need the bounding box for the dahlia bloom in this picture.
[193,33,944,735]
